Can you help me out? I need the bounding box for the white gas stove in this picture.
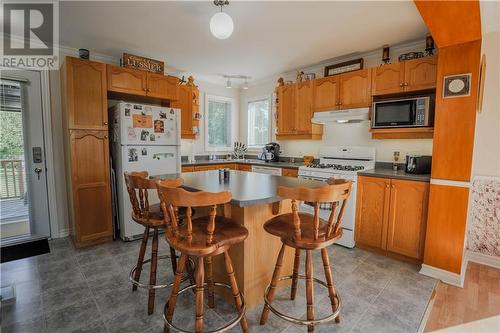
[298,146,375,248]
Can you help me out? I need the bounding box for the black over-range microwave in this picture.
[372,96,434,129]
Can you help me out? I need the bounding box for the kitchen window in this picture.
[247,97,271,148]
[205,94,233,151]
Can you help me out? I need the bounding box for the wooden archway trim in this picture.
[414,0,482,47]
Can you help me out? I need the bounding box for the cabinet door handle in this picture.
[399,83,404,87]
[391,184,395,188]
[386,184,390,188]
[103,122,108,125]
[404,82,409,87]
[104,135,108,139]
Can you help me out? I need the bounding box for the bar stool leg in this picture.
[186,255,196,287]
[306,250,315,333]
[195,257,205,333]
[206,256,215,308]
[133,226,150,292]
[290,248,301,300]
[164,254,188,333]
[169,246,177,274]
[321,248,340,323]
[260,243,286,325]
[224,251,249,333]
[148,227,159,315]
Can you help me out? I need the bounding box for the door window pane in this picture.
[247,99,270,147]
[206,97,232,149]
[0,80,29,238]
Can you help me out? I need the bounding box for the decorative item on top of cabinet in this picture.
[324,58,364,77]
[355,176,429,261]
[382,45,391,64]
[171,85,200,139]
[372,55,437,95]
[122,53,164,73]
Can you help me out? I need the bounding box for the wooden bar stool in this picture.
[157,181,249,333]
[260,179,352,332]
[124,171,185,315]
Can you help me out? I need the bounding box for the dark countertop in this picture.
[181,159,305,169]
[152,170,326,207]
[358,168,431,182]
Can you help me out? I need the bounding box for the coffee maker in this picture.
[260,142,281,162]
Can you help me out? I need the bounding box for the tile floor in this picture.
[0,237,437,333]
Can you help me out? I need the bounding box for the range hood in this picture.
[311,108,369,124]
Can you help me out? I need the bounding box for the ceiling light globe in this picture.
[210,12,233,39]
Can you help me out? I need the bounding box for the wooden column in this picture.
[415,0,482,275]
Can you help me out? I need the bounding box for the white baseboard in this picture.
[465,250,500,269]
[419,264,464,287]
[57,228,70,238]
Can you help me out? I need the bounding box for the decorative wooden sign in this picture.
[324,58,364,77]
[122,53,164,73]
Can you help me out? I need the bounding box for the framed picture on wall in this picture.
[324,58,364,77]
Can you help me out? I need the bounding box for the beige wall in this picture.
[180,80,240,157]
[472,30,500,177]
[239,39,434,162]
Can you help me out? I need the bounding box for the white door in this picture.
[0,70,51,243]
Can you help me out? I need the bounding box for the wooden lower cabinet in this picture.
[386,179,429,259]
[355,176,429,260]
[355,176,391,249]
[282,168,298,177]
[238,164,252,172]
[181,165,194,172]
[68,130,113,247]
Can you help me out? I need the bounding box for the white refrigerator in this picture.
[111,101,181,240]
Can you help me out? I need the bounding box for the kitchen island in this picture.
[153,170,326,309]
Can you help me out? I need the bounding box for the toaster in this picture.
[405,155,432,174]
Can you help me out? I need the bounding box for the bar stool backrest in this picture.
[156,182,231,246]
[277,179,352,242]
[124,171,183,223]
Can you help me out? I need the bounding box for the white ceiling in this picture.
[60,1,428,84]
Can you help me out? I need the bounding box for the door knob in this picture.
[34,167,43,180]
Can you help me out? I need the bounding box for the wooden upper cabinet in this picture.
[404,56,437,92]
[339,69,372,109]
[276,84,296,135]
[107,65,147,96]
[69,130,113,245]
[386,179,429,259]
[313,76,339,112]
[372,62,404,96]
[372,55,437,96]
[295,81,313,133]
[355,176,391,249]
[64,57,108,130]
[171,85,199,139]
[146,73,178,99]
